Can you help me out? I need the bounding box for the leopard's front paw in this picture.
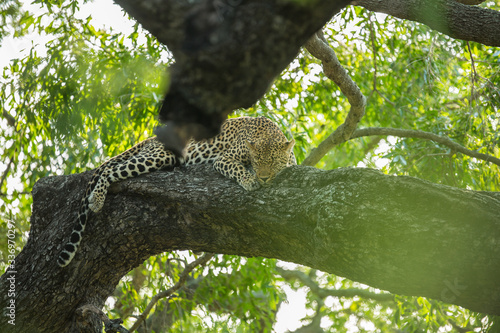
[239,176,261,191]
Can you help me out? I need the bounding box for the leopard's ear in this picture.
[285,139,295,152]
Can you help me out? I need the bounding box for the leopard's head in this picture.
[246,138,295,186]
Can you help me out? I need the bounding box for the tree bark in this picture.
[353,0,500,47]
[1,165,499,332]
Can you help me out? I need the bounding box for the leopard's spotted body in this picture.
[57,116,295,267]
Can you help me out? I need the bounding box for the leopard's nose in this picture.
[260,176,270,183]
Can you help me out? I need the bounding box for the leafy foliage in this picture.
[0,1,499,332]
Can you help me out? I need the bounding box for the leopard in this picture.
[57,116,296,267]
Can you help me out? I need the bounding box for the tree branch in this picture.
[289,298,324,333]
[0,155,15,193]
[351,127,500,167]
[353,0,500,47]
[1,165,499,332]
[453,0,487,5]
[276,267,395,302]
[367,14,396,107]
[302,32,366,166]
[129,253,214,332]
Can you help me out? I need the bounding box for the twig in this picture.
[374,89,396,107]
[367,14,395,107]
[351,127,500,167]
[466,41,475,125]
[302,31,366,166]
[129,253,215,332]
[0,191,31,197]
[369,13,378,93]
[0,155,14,192]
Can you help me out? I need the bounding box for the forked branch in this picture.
[128,253,214,332]
[302,31,498,168]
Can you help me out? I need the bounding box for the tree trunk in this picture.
[1,165,499,332]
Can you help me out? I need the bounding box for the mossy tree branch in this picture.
[1,165,499,331]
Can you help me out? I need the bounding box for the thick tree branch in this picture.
[353,0,500,47]
[302,32,366,166]
[351,127,500,167]
[1,165,499,331]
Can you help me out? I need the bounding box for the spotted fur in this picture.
[57,117,295,267]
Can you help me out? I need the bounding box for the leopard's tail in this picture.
[57,197,90,267]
